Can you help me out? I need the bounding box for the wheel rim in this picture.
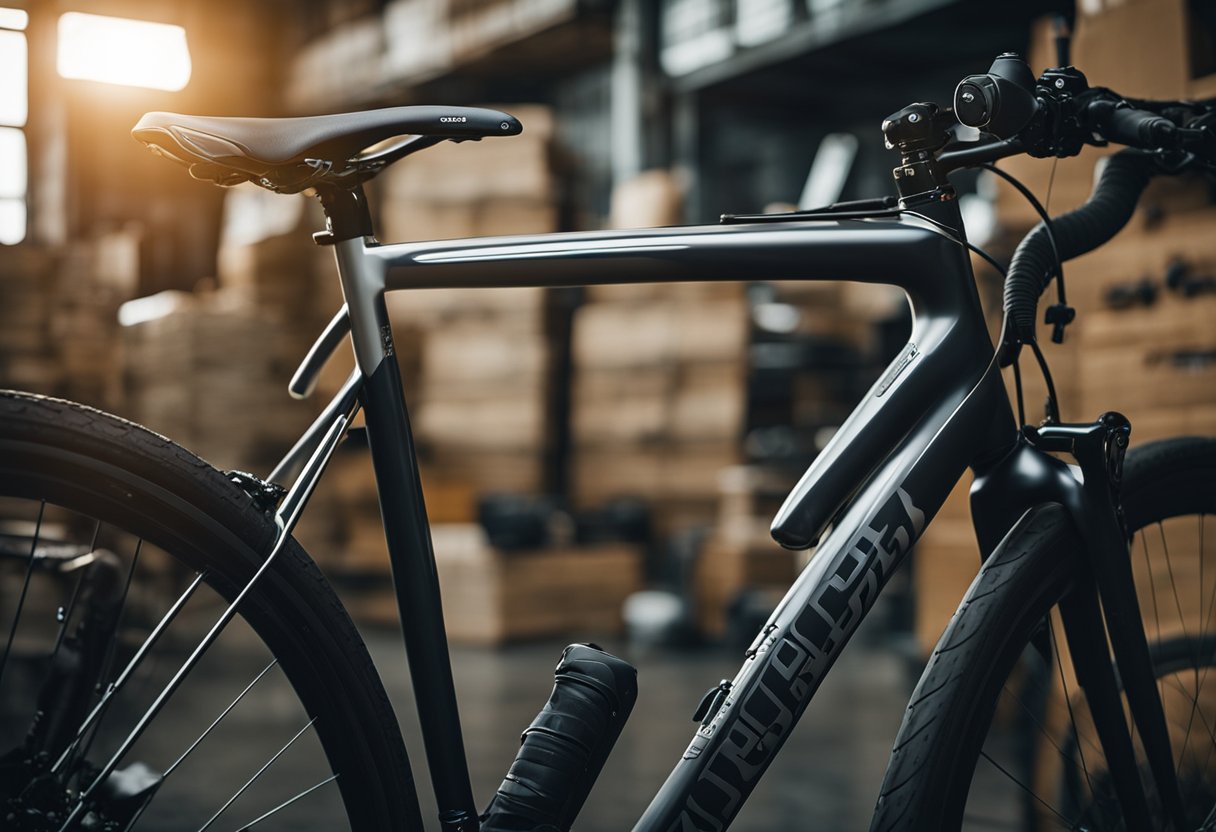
[0,493,353,831]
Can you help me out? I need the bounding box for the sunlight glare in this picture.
[57,12,191,91]
[0,8,27,30]
[0,199,24,245]
[0,30,26,126]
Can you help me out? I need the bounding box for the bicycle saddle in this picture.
[133,105,522,192]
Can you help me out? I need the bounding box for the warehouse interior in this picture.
[2,0,1216,829]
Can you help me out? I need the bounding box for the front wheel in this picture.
[871,437,1216,831]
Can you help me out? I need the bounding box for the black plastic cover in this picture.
[481,644,638,831]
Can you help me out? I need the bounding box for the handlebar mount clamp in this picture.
[882,102,956,206]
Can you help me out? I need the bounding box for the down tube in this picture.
[633,365,1011,832]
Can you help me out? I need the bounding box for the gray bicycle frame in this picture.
[284,199,1020,830]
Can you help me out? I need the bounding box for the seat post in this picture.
[314,183,375,244]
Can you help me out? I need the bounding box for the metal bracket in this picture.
[692,680,732,727]
[226,470,287,513]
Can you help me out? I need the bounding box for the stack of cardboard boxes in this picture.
[0,232,137,408]
[695,464,800,637]
[52,228,140,409]
[0,246,60,395]
[413,308,553,491]
[570,285,749,534]
[120,290,320,473]
[421,524,641,645]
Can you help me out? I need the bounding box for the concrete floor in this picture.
[398,629,915,831]
[78,612,918,831]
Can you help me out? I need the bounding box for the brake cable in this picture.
[980,163,1074,344]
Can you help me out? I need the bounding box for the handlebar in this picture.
[1087,99,1178,148]
[891,52,1216,367]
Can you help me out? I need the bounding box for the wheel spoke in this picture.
[51,570,207,775]
[0,500,45,690]
[979,749,1078,829]
[1200,515,1206,635]
[1157,521,1206,775]
[229,773,338,832]
[1001,676,1104,781]
[1191,538,1216,725]
[97,537,144,685]
[196,717,317,832]
[1158,522,1192,643]
[1160,672,1216,753]
[163,659,279,779]
[1049,616,1097,803]
[70,538,145,771]
[1142,531,1164,647]
[47,518,101,661]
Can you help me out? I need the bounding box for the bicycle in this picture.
[2,50,1215,830]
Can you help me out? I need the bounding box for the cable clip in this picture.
[1045,303,1075,343]
[227,470,287,512]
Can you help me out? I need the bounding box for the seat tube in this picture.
[329,202,479,831]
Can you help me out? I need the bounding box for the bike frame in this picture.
[274,191,1165,830]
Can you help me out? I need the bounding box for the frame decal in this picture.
[670,488,925,831]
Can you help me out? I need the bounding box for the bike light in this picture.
[954,53,1039,139]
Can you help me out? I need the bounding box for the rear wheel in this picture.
[871,437,1216,831]
[0,390,420,830]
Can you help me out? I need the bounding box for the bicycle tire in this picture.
[0,389,421,830]
[870,436,1216,831]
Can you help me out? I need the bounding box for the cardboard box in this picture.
[379,197,557,244]
[584,281,745,304]
[380,126,554,204]
[412,525,642,644]
[423,448,547,494]
[572,441,741,507]
[572,298,749,369]
[1073,0,1191,100]
[572,366,673,445]
[1063,208,1216,315]
[609,169,683,229]
[914,473,977,656]
[696,518,798,636]
[414,389,549,451]
[572,361,745,446]
[385,285,547,331]
[420,323,550,387]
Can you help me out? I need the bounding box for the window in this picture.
[57,13,191,92]
[0,7,27,245]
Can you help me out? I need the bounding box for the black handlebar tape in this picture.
[1003,149,1156,341]
[481,644,638,832]
[1089,99,1178,149]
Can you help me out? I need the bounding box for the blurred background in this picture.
[2,0,1216,827]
